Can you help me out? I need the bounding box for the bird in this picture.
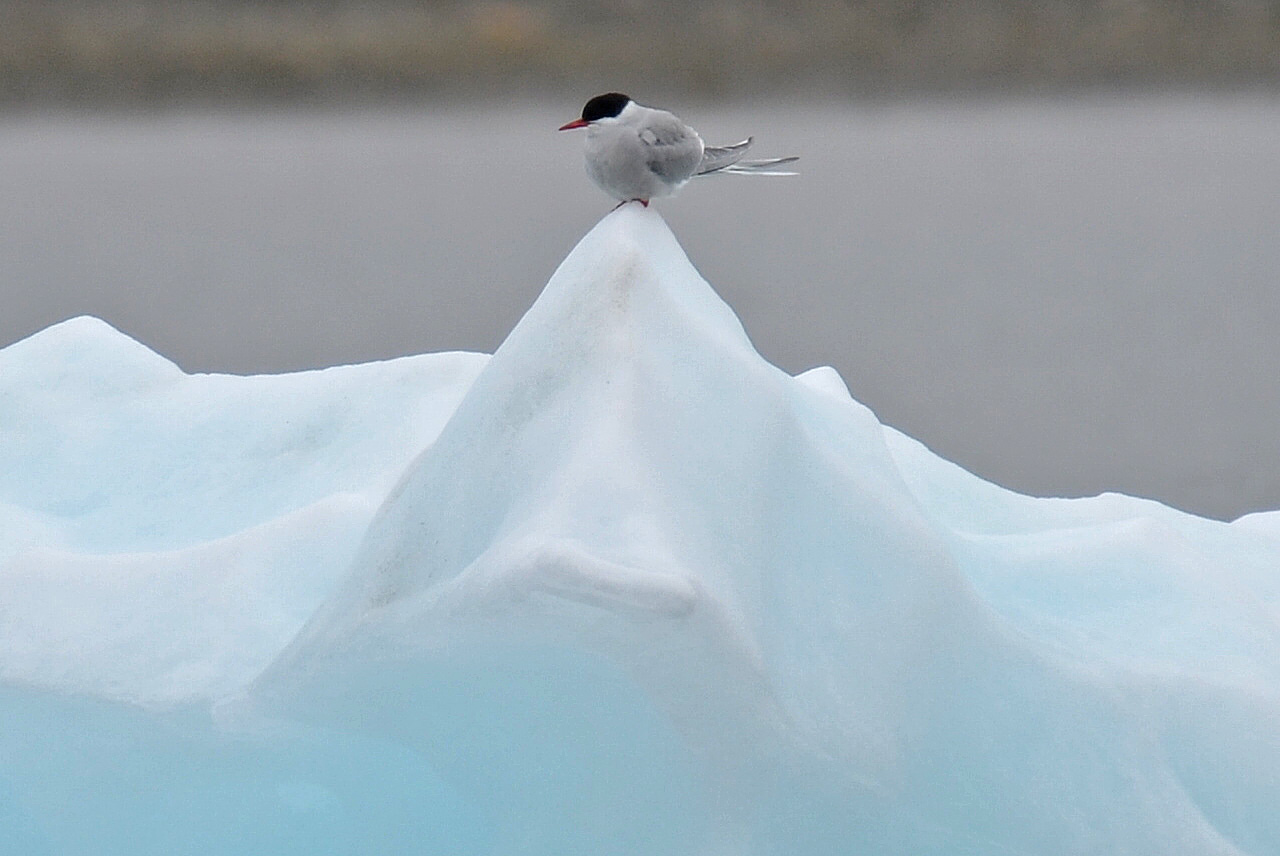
[558,92,797,207]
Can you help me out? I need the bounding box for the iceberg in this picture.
[2,205,1277,855]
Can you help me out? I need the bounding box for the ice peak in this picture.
[496,203,755,365]
[300,204,911,626]
[5,314,157,359]
[264,203,957,788]
[0,315,181,394]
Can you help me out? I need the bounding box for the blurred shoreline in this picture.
[3,0,1278,107]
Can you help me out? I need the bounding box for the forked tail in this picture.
[717,157,799,176]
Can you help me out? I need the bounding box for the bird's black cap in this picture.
[581,93,632,122]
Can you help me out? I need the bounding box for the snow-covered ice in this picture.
[2,205,1278,855]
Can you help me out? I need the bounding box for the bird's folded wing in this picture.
[695,138,754,174]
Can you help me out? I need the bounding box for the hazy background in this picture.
[3,0,1279,103]
[2,1,1278,521]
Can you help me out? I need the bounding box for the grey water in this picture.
[2,93,1278,521]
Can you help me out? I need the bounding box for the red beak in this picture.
[558,118,589,131]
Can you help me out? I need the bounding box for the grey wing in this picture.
[639,114,704,181]
[696,138,754,175]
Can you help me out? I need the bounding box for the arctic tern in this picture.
[559,93,797,206]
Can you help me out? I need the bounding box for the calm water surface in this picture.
[2,93,1278,520]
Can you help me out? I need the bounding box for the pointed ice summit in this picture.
[252,205,1279,855]
[1,205,1278,855]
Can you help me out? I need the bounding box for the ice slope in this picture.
[2,205,1278,855]
[0,319,486,704]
